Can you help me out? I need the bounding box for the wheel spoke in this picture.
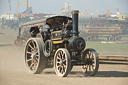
[92,65,95,71]
[62,52,65,59]
[27,58,33,62]
[35,57,38,62]
[92,63,95,67]
[82,64,90,73]
[33,62,37,70]
[57,65,60,69]
[57,62,60,66]
[32,41,36,48]
[28,44,35,51]
[89,52,91,59]
[61,66,64,74]
[92,54,94,59]
[62,54,65,60]
[89,65,91,71]
[60,51,63,59]
[90,52,93,59]
[86,65,88,72]
[58,64,62,71]
[92,60,95,64]
[29,62,34,69]
[35,51,38,55]
[63,64,66,69]
[63,59,66,63]
[27,51,32,55]
[86,54,89,58]
[88,51,91,56]
[63,66,65,73]
[57,64,61,68]
[57,55,61,60]
[58,53,61,59]
[36,55,39,57]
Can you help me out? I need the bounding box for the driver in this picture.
[29,26,40,37]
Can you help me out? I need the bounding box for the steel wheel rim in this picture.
[56,50,67,75]
[54,49,71,77]
[25,40,39,71]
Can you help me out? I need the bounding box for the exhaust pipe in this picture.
[71,10,79,36]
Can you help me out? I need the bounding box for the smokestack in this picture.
[71,10,79,36]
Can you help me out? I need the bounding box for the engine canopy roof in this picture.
[46,16,72,28]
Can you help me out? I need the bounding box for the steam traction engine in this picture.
[24,10,99,77]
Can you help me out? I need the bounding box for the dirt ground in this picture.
[0,28,128,85]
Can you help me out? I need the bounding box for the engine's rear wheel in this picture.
[24,38,46,74]
[54,48,71,77]
[82,49,99,76]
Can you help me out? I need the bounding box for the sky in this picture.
[0,0,128,15]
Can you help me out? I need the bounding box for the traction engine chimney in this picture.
[71,10,79,36]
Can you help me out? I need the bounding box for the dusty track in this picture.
[0,28,128,85]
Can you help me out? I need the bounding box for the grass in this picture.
[86,41,128,56]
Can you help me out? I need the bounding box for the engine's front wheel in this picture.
[24,38,46,74]
[82,49,99,76]
[54,48,71,77]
